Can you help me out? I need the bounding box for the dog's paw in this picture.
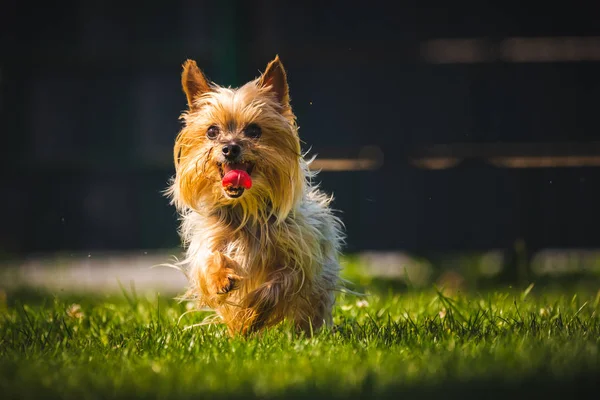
[215,272,241,295]
[207,252,243,296]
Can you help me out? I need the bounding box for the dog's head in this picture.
[169,56,305,223]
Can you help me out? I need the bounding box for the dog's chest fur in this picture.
[219,203,323,277]
[181,189,340,286]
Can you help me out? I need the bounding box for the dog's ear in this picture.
[181,59,211,108]
[258,55,289,107]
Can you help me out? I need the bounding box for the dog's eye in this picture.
[244,124,262,139]
[206,126,219,140]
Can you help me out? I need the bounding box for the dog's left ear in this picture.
[258,55,289,107]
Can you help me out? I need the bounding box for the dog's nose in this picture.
[222,143,241,160]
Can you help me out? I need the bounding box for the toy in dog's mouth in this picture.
[218,162,254,198]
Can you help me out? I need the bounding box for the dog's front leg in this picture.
[195,252,243,307]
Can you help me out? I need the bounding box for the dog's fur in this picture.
[168,56,344,335]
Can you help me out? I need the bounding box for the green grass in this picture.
[1,282,600,399]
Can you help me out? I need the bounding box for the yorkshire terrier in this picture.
[168,56,344,335]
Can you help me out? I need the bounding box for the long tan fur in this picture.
[168,56,344,335]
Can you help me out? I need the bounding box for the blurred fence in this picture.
[1,1,600,258]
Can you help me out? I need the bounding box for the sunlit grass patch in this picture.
[1,283,599,399]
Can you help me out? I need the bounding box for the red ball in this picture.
[222,170,252,189]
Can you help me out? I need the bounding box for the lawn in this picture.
[1,274,599,399]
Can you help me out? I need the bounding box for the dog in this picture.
[168,56,344,335]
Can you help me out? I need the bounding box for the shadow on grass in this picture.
[2,373,598,400]
[279,375,598,400]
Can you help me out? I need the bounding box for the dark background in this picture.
[2,1,600,258]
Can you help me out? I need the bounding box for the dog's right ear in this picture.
[181,59,211,108]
